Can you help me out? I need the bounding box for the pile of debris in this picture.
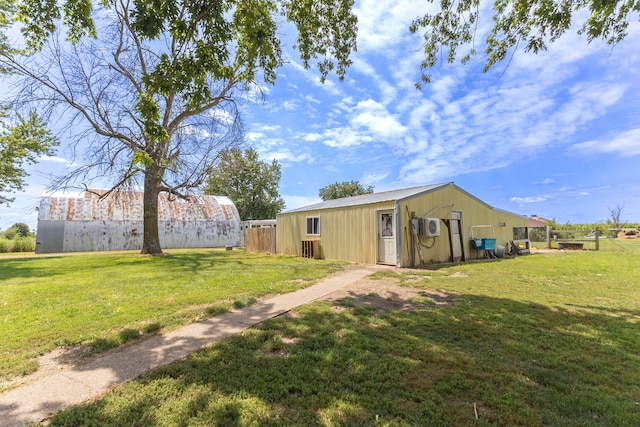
[617,229,640,239]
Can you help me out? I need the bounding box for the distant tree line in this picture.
[0,222,35,252]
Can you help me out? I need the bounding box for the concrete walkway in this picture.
[0,266,382,427]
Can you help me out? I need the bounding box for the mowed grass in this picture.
[40,251,640,426]
[0,249,344,382]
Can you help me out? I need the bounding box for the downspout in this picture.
[423,203,455,219]
[395,201,402,267]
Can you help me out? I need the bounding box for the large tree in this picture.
[0,110,59,205]
[204,147,285,220]
[0,1,58,205]
[319,180,373,201]
[1,0,357,254]
[410,0,640,85]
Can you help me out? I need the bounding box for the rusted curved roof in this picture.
[38,190,240,223]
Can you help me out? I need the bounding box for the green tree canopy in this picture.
[410,0,640,85]
[5,222,31,237]
[0,110,59,205]
[1,0,357,254]
[318,180,373,201]
[205,147,285,220]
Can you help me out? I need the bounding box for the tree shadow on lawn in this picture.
[0,256,72,280]
[46,294,640,426]
[0,251,338,288]
[0,250,247,281]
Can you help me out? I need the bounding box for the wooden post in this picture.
[595,227,600,251]
[546,226,551,249]
[458,219,466,262]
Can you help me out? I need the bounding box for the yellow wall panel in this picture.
[277,183,528,266]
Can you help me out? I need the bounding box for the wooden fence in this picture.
[546,227,600,250]
[245,227,276,254]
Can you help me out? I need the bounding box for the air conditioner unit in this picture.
[420,217,441,237]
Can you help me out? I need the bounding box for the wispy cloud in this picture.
[353,0,419,54]
[533,178,555,185]
[510,195,553,203]
[40,155,68,164]
[570,128,640,157]
[242,4,639,223]
[361,172,388,186]
[282,194,321,211]
[40,156,80,168]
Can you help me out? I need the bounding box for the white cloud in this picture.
[283,100,299,111]
[321,127,373,148]
[361,172,388,186]
[268,150,311,164]
[510,195,553,203]
[351,99,406,140]
[250,136,312,165]
[284,55,342,96]
[282,195,321,211]
[245,132,263,142]
[301,133,323,142]
[570,128,640,157]
[336,97,356,111]
[533,178,555,185]
[40,155,68,163]
[253,124,281,132]
[245,82,271,103]
[203,108,234,124]
[304,94,321,104]
[353,0,419,53]
[430,75,459,106]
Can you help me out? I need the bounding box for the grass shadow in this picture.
[46,293,640,426]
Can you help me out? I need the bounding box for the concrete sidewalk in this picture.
[0,266,381,427]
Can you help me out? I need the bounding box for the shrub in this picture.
[0,239,9,253]
[12,237,35,252]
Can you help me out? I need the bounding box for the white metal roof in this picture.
[282,183,451,213]
[38,190,240,222]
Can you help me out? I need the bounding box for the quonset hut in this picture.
[35,190,240,253]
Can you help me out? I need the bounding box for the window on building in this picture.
[306,217,320,235]
[513,227,528,240]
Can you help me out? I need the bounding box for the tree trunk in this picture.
[141,167,163,255]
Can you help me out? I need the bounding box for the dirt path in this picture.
[317,267,456,313]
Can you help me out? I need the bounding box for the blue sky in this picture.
[1,0,639,231]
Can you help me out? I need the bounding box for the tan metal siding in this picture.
[398,185,528,266]
[277,183,528,266]
[277,201,394,264]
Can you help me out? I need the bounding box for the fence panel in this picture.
[245,227,276,254]
[529,226,640,252]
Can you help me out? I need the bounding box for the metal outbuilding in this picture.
[35,190,240,253]
[276,182,530,267]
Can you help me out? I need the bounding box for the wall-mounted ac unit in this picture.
[420,217,441,237]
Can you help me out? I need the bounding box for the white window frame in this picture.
[306,216,320,236]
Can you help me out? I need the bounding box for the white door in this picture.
[452,211,463,262]
[378,210,396,265]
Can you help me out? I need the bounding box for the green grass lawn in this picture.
[30,250,640,426]
[0,249,344,382]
